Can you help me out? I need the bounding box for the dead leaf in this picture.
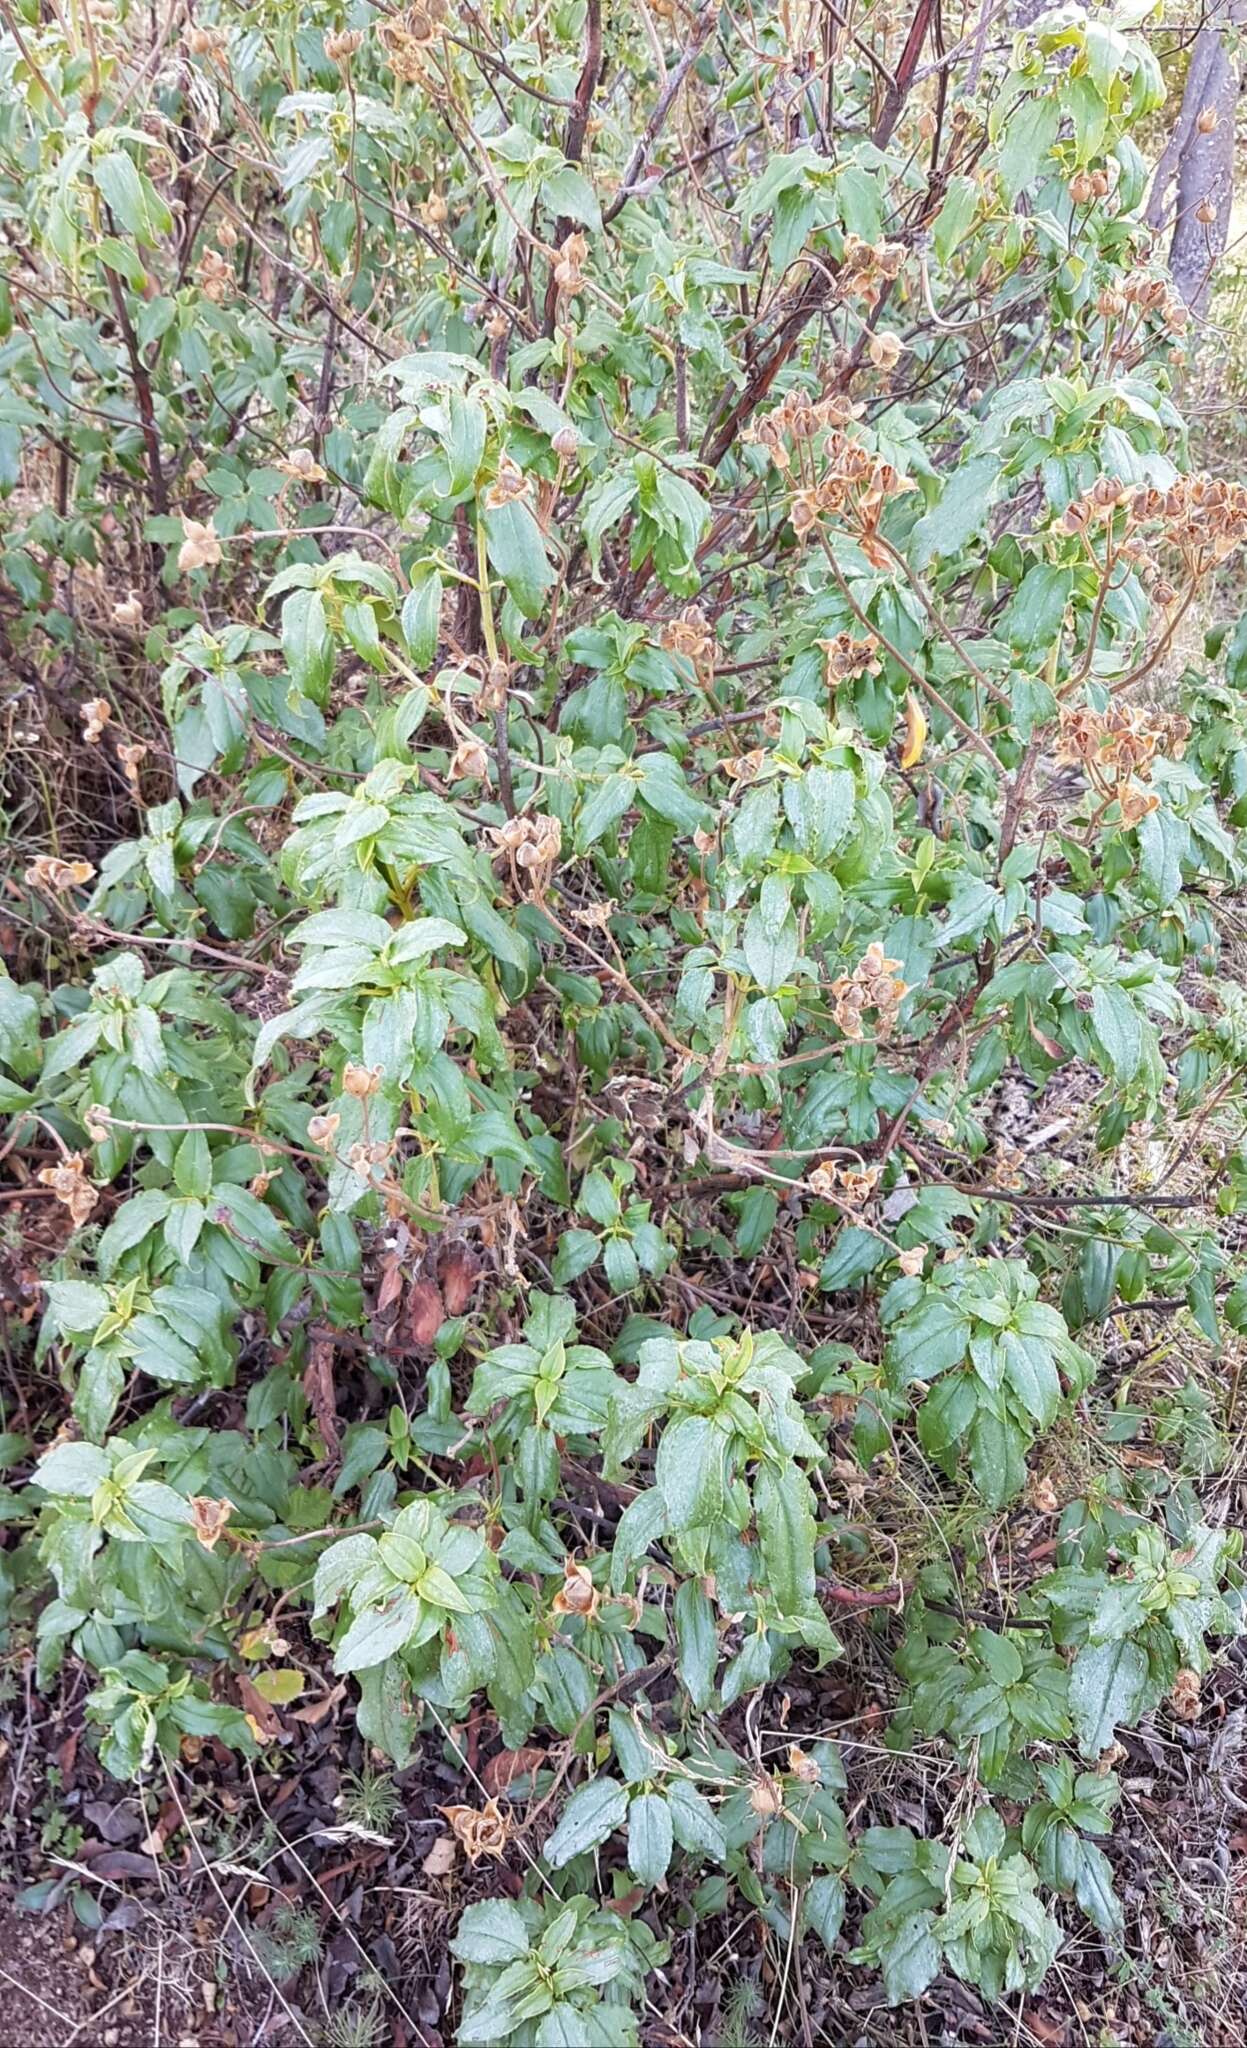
[422,1835,457,1877]
[605,1885,644,1917]
[481,1746,546,1799]
[1022,2011,1069,2048]
[438,1245,480,1317]
[139,1799,181,1860]
[899,691,927,770]
[290,1679,347,1726]
[408,1277,445,1347]
[235,1672,286,1740]
[376,1253,404,1317]
[1028,1018,1067,1062]
[302,1330,340,1460]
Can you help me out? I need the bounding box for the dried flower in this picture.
[184,24,226,59]
[1026,1471,1060,1515]
[831,943,908,1041]
[196,246,233,303]
[178,515,222,573]
[346,1138,393,1182]
[660,605,715,682]
[25,855,95,893]
[189,1495,233,1551]
[488,813,562,896]
[449,736,490,782]
[897,1244,927,1277]
[342,1062,383,1099]
[551,1557,600,1620]
[111,592,143,627]
[1057,699,1189,828]
[307,1112,342,1150]
[275,448,327,485]
[325,27,363,63]
[818,631,881,685]
[117,741,148,785]
[553,230,588,295]
[748,1773,783,1819]
[485,456,529,509]
[84,1104,112,1145]
[37,1152,98,1228]
[438,1798,509,1863]
[1170,1667,1202,1722]
[81,698,112,744]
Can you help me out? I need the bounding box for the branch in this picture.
[603,8,717,227]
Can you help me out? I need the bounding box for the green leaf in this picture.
[483,500,554,619]
[968,1408,1023,1507]
[125,1479,194,1530]
[281,588,334,705]
[43,1280,109,1336]
[805,1873,845,1953]
[576,773,635,851]
[997,94,1061,199]
[543,164,602,232]
[627,1791,673,1885]
[450,1899,531,1965]
[734,1186,778,1258]
[754,1460,816,1615]
[912,456,1003,568]
[34,1441,111,1496]
[889,1297,969,1384]
[656,1413,725,1530]
[92,151,171,244]
[445,394,487,493]
[1074,1839,1123,1935]
[881,1910,941,2004]
[401,568,443,669]
[932,175,979,263]
[1138,808,1185,909]
[635,754,709,832]
[545,1777,629,1867]
[1091,983,1142,1084]
[743,903,799,992]
[251,1668,305,1705]
[674,1580,718,1710]
[553,1229,601,1285]
[602,1236,640,1294]
[74,1348,124,1440]
[668,1778,726,1861]
[1069,1639,1147,1759]
[173,1127,213,1201]
[1001,1329,1061,1428]
[1005,565,1072,655]
[333,1590,420,1673]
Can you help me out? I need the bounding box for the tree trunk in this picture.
[1149,13,1243,314]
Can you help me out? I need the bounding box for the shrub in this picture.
[2,0,1245,2027]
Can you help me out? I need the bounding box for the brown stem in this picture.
[102,263,169,516]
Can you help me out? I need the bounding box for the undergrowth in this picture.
[1,1,1246,2038]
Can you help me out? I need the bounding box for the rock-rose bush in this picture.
[2,0,1246,2027]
